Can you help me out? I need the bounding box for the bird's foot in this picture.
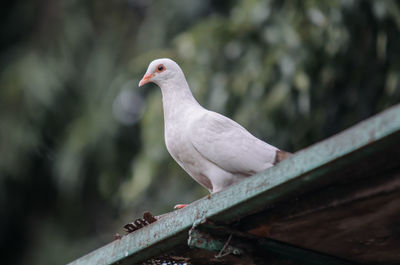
[174,204,188,210]
[113,233,123,240]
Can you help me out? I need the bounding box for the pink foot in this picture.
[174,204,188,210]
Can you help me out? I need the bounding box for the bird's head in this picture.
[138,58,184,87]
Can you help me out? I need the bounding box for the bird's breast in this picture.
[163,107,201,161]
[165,125,188,160]
[164,124,204,170]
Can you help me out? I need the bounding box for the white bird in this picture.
[139,58,291,205]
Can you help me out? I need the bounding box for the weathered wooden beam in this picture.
[68,104,400,265]
[258,239,357,265]
[186,219,357,265]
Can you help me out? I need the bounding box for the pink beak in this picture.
[138,73,155,87]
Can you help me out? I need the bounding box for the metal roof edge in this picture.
[68,103,400,265]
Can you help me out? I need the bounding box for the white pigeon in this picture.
[139,58,291,199]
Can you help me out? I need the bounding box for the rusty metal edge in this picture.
[68,104,400,265]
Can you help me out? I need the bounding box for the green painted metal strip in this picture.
[68,104,400,265]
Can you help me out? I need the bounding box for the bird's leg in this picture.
[174,204,188,210]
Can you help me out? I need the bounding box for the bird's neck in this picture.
[159,79,201,122]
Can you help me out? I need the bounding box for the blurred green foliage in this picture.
[0,0,399,264]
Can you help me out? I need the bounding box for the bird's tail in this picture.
[274,150,293,164]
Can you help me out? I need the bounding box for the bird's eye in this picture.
[156,64,165,73]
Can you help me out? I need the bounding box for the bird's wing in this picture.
[189,111,278,175]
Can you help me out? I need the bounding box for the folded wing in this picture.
[189,111,278,176]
